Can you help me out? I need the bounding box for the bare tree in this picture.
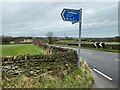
[46,32,54,44]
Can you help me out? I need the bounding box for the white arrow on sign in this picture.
[99,42,103,48]
[94,42,104,48]
[94,42,98,47]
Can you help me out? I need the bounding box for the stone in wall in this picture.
[2,43,78,78]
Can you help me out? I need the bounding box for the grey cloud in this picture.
[2,2,118,37]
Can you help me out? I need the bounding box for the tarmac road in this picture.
[80,49,119,88]
[57,46,119,88]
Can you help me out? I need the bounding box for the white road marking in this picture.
[93,68,113,81]
[114,59,120,61]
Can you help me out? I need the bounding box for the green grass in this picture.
[53,44,119,53]
[0,44,46,56]
[81,47,120,53]
[69,45,120,53]
[56,40,119,45]
[55,40,119,53]
[103,42,119,45]
[82,42,119,45]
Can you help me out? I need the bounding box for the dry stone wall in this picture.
[2,39,78,78]
[2,49,77,78]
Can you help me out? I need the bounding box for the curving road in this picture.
[80,49,119,88]
[56,46,119,88]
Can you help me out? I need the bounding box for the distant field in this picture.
[82,42,119,45]
[104,42,119,45]
[56,40,119,45]
[0,44,46,56]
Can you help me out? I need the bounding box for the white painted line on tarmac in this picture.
[114,59,120,61]
[93,68,113,81]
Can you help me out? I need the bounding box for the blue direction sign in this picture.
[61,8,81,24]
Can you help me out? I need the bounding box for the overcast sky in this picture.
[1,2,118,37]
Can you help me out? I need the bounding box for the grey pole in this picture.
[77,9,82,67]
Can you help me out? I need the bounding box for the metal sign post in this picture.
[61,8,82,68]
[78,9,82,67]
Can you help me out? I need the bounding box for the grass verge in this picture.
[52,44,119,53]
[56,40,119,45]
[2,60,93,88]
[0,44,46,56]
[81,47,120,53]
